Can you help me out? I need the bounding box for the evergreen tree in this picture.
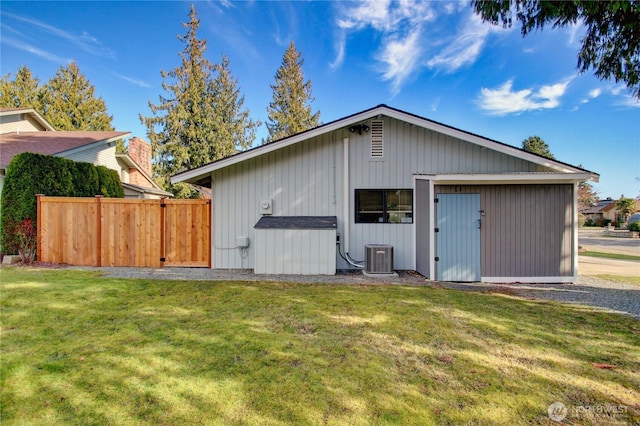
[266,41,320,143]
[211,55,261,157]
[40,62,113,131]
[521,135,555,159]
[472,1,640,99]
[0,65,43,110]
[141,6,256,197]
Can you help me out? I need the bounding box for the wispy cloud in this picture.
[112,72,151,88]
[332,2,507,95]
[477,78,572,115]
[377,31,423,94]
[333,0,434,94]
[2,36,71,64]
[2,11,115,60]
[426,13,501,73]
[616,94,640,108]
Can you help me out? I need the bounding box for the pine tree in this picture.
[141,5,218,198]
[266,41,320,143]
[40,62,113,131]
[0,65,43,110]
[210,55,260,157]
[521,135,555,159]
[141,6,258,198]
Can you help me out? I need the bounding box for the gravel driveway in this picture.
[79,266,639,319]
[435,276,639,319]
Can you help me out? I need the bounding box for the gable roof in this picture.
[172,104,598,185]
[115,152,164,192]
[0,107,56,132]
[0,131,130,169]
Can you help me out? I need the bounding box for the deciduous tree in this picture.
[577,181,598,210]
[266,41,320,143]
[472,0,640,99]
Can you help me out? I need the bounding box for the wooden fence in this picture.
[37,195,211,268]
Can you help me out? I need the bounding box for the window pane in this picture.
[357,190,384,223]
[386,190,413,223]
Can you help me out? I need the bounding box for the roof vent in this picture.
[370,120,383,159]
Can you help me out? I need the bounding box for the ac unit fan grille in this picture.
[365,244,393,274]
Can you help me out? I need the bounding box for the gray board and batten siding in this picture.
[210,115,555,271]
[432,185,574,280]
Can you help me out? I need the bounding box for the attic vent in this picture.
[370,120,384,159]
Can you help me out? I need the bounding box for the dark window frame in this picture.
[355,189,413,224]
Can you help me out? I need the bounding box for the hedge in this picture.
[1,152,124,254]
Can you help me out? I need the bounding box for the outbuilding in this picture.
[173,104,598,283]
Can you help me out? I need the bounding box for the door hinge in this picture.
[160,257,166,262]
[435,257,440,262]
[160,203,167,208]
[434,198,439,203]
[434,227,439,233]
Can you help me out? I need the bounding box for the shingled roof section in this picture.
[254,216,338,230]
[0,131,129,168]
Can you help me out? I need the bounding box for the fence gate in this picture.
[37,195,211,268]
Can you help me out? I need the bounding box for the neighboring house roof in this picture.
[172,104,599,185]
[0,131,130,169]
[122,182,172,198]
[115,152,164,192]
[0,107,56,132]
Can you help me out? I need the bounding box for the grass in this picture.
[1,267,639,425]
[580,251,640,262]
[596,275,640,286]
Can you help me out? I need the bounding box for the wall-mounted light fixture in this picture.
[348,124,370,135]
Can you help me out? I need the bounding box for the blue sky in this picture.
[2,0,639,198]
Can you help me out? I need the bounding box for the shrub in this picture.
[73,161,100,197]
[15,218,37,263]
[1,153,124,254]
[96,166,124,198]
[629,222,640,232]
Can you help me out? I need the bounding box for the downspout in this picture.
[343,137,364,268]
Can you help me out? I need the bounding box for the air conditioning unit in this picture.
[365,244,393,274]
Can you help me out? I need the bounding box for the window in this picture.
[355,189,413,223]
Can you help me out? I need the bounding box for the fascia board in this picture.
[54,133,131,158]
[423,172,596,184]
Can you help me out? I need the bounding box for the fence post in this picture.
[160,197,166,267]
[96,195,103,267]
[36,194,43,261]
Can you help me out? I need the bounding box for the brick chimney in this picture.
[128,137,152,177]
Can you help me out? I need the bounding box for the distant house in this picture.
[581,196,640,225]
[580,197,616,223]
[173,104,599,283]
[0,108,170,199]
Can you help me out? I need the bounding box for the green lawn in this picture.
[580,251,640,262]
[1,268,639,425]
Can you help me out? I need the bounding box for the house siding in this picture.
[62,145,121,173]
[435,184,574,277]
[211,116,556,271]
[0,114,47,133]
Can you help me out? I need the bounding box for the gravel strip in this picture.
[72,266,640,319]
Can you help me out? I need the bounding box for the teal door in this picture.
[436,193,481,281]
